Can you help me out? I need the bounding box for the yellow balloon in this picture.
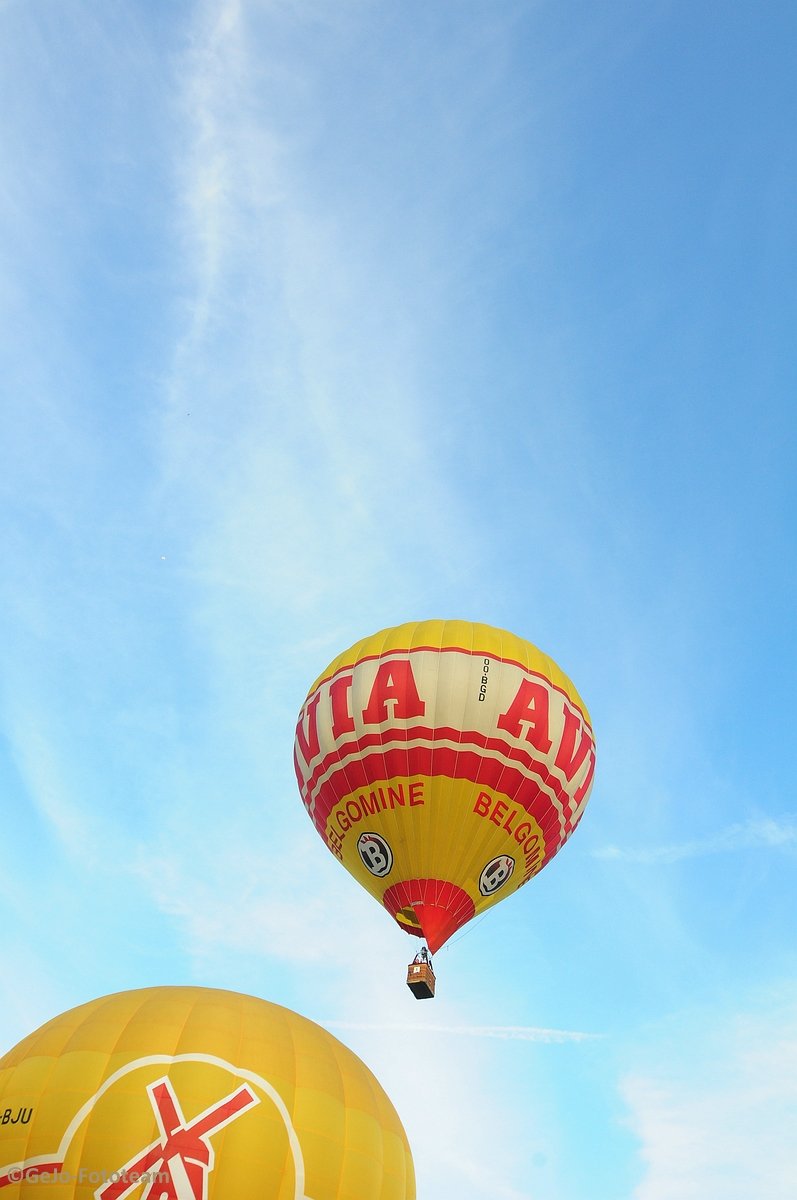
[294,619,596,953]
[0,986,415,1199]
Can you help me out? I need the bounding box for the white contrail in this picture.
[322,1022,600,1043]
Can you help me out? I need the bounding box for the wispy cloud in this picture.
[335,986,562,1200]
[0,709,92,859]
[132,827,391,970]
[594,817,797,864]
[622,990,797,1199]
[323,1021,601,1043]
[431,1153,536,1200]
[171,0,270,360]
[157,0,492,639]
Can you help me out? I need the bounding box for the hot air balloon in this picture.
[0,986,415,1199]
[294,620,596,985]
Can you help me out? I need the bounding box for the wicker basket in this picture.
[406,961,436,999]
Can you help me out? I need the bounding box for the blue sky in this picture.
[1,1,795,1197]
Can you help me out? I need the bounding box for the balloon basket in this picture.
[406,961,436,999]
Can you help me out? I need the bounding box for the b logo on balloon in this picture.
[357,833,393,878]
[479,855,515,896]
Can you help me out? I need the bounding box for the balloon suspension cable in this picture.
[440,913,489,951]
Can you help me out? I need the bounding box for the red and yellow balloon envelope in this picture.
[0,986,415,1199]
[294,620,596,954]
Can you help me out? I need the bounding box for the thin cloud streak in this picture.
[172,0,273,358]
[323,1021,601,1043]
[594,817,797,864]
[1,713,91,859]
[158,0,472,626]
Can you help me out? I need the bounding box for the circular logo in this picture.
[357,832,393,877]
[479,854,515,896]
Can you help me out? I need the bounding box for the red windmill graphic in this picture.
[96,1076,260,1200]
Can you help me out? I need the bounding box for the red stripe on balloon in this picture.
[296,724,587,817]
[311,746,567,854]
